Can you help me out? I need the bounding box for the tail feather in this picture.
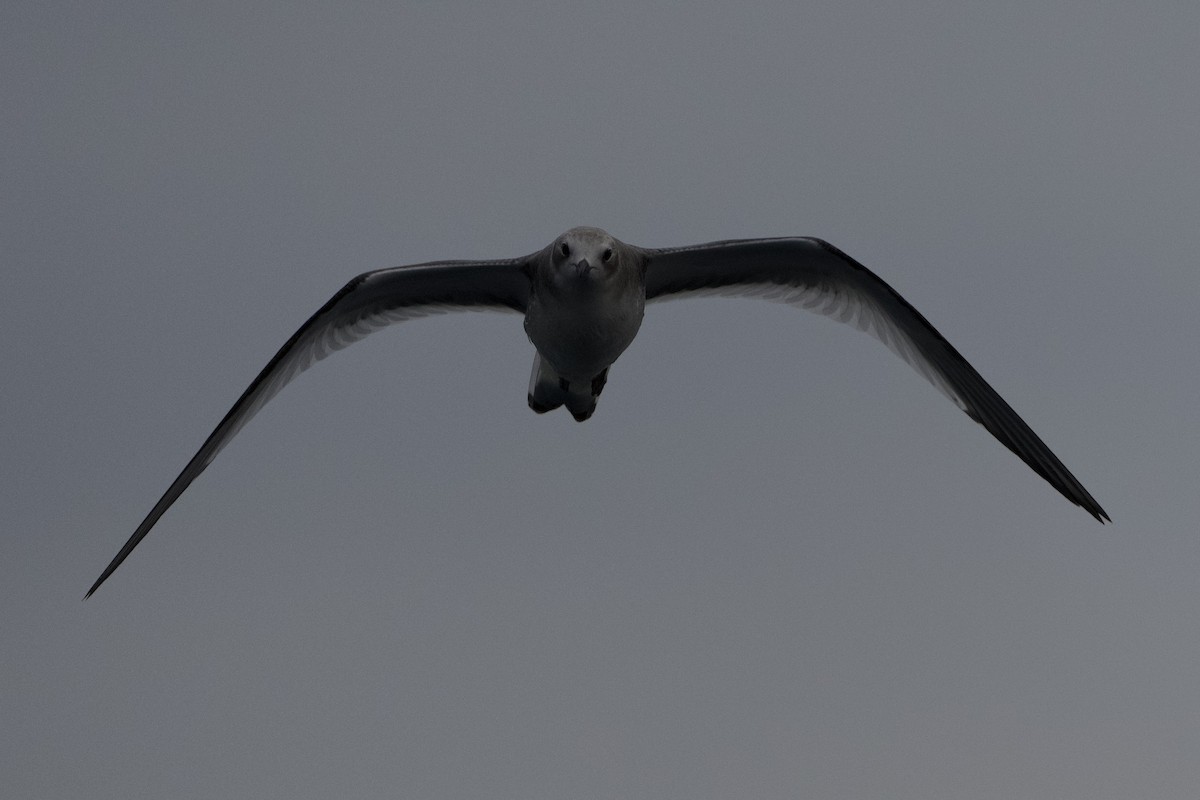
[526,355,607,422]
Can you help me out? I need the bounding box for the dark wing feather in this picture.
[641,237,1107,522]
[86,258,531,597]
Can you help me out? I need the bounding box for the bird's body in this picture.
[523,227,645,419]
[86,226,1108,597]
[524,281,644,383]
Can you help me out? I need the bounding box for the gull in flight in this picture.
[86,227,1108,596]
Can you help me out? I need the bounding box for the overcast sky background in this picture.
[4,3,1198,798]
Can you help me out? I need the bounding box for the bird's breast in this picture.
[524,292,645,381]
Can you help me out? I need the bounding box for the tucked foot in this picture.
[590,368,609,397]
[527,394,554,414]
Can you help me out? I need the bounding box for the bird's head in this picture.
[545,227,630,295]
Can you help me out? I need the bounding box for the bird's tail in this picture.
[526,354,606,422]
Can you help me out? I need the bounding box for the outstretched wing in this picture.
[641,237,1108,522]
[86,258,532,597]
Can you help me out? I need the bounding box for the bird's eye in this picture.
[602,248,613,262]
[559,242,570,257]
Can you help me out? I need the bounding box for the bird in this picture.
[85,226,1108,597]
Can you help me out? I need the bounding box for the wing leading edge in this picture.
[641,237,1108,522]
[85,258,531,597]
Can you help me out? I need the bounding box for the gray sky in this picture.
[4,2,1198,798]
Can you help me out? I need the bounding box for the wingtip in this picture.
[1085,502,1111,525]
[83,570,111,600]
